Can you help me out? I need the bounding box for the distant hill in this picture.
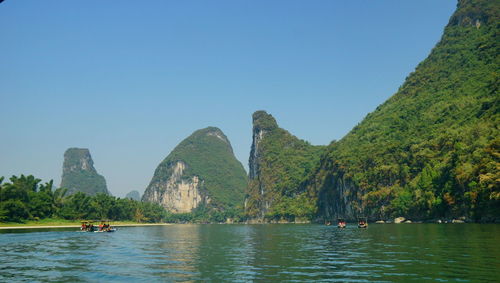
[306,0,499,222]
[245,111,325,221]
[125,190,141,201]
[142,127,247,214]
[60,148,110,196]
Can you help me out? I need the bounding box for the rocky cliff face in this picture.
[305,162,360,221]
[448,0,498,27]
[142,160,208,213]
[60,148,109,195]
[246,111,278,219]
[245,111,325,221]
[248,111,278,180]
[142,127,247,213]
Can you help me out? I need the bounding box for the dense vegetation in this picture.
[162,205,246,224]
[0,174,246,224]
[0,175,167,223]
[143,127,248,211]
[245,111,325,221]
[309,0,499,222]
[60,148,109,196]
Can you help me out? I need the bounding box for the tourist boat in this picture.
[80,220,96,232]
[95,220,116,232]
[80,220,116,232]
[337,218,346,228]
[358,217,368,228]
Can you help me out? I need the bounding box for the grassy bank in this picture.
[0,218,170,228]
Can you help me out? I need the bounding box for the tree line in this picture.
[0,174,165,223]
[0,174,244,224]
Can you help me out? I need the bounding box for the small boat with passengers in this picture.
[80,220,116,232]
[337,218,346,228]
[358,217,368,228]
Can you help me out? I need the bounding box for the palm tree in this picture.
[51,187,68,217]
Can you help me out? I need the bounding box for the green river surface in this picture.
[0,224,498,282]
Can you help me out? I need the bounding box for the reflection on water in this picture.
[0,224,499,282]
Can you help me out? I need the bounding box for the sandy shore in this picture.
[0,223,173,230]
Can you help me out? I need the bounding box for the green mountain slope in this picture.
[308,0,499,222]
[60,148,109,196]
[245,111,325,221]
[142,127,247,212]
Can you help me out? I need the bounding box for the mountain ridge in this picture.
[60,148,110,196]
[305,0,499,222]
[142,127,248,214]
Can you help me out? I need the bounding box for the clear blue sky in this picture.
[0,0,457,197]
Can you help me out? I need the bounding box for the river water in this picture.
[0,224,498,282]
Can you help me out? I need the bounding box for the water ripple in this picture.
[0,224,499,282]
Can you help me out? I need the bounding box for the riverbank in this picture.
[0,219,172,229]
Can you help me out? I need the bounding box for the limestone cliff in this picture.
[245,111,325,221]
[60,148,109,196]
[143,160,207,213]
[142,127,247,213]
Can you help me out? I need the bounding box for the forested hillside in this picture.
[245,111,325,221]
[143,127,247,219]
[308,0,499,222]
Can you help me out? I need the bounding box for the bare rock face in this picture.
[315,175,359,222]
[143,161,208,213]
[394,217,406,224]
[142,127,247,214]
[60,148,109,195]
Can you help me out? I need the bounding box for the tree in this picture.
[0,199,29,222]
